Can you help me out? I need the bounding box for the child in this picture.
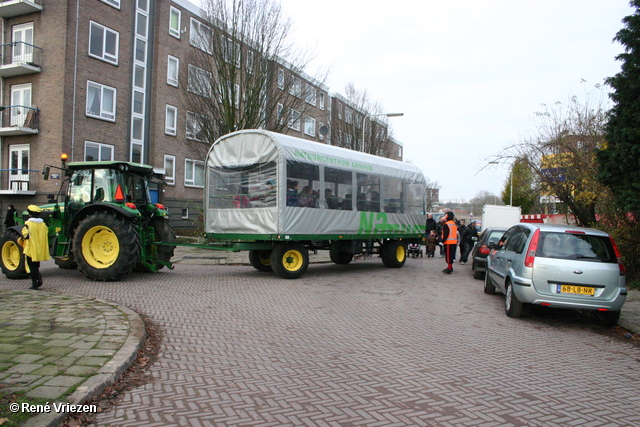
[426,230,438,258]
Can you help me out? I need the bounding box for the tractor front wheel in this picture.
[73,212,140,281]
[1,229,28,279]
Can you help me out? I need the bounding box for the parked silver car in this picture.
[485,223,627,326]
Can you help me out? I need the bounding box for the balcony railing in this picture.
[0,105,39,135]
[0,0,43,18]
[0,41,42,76]
[0,169,39,195]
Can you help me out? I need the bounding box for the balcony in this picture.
[0,105,39,135]
[0,42,42,77]
[0,169,38,195]
[0,0,42,18]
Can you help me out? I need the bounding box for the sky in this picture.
[194,0,634,203]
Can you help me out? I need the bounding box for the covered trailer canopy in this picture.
[205,130,426,240]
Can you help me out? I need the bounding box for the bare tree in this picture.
[425,179,441,213]
[185,0,324,157]
[333,83,394,156]
[469,190,502,217]
[488,88,609,227]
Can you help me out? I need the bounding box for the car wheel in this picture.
[483,270,496,294]
[504,281,523,318]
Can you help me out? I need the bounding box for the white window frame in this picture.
[288,109,301,131]
[167,55,179,87]
[100,0,120,9]
[246,50,255,74]
[164,155,176,185]
[86,81,116,122]
[169,6,181,39]
[89,21,119,65]
[188,64,212,98]
[305,85,316,106]
[319,92,325,110]
[304,116,316,137]
[181,208,189,219]
[319,122,325,140]
[224,37,241,67]
[184,159,205,188]
[186,111,208,142]
[165,105,177,135]
[289,77,302,98]
[84,141,114,161]
[189,18,213,54]
[277,68,284,90]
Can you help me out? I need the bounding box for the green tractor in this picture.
[1,161,176,281]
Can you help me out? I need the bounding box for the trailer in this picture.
[202,129,427,279]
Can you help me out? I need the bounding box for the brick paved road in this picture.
[3,256,640,426]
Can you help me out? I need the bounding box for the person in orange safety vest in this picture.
[441,211,458,274]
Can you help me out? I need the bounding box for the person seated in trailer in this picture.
[368,191,380,212]
[286,179,299,206]
[298,185,317,208]
[325,188,339,209]
[357,192,367,211]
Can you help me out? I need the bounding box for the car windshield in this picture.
[537,232,616,263]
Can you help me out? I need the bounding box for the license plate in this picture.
[557,284,595,296]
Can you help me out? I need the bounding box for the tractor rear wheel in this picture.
[73,212,140,281]
[1,229,28,279]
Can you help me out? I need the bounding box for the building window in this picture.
[181,208,189,219]
[305,85,316,106]
[277,68,284,89]
[84,141,114,161]
[134,38,146,62]
[188,64,212,98]
[131,142,143,164]
[165,105,177,135]
[288,109,301,131]
[246,50,255,74]
[89,21,119,65]
[169,6,181,38]
[289,77,302,98]
[86,81,116,121]
[319,122,325,140]
[167,55,179,86]
[164,155,176,185]
[224,38,240,67]
[345,108,353,124]
[190,18,213,54]
[133,90,144,114]
[134,64,146,89]
[304,116,316,137]
[100,0,120,9]
[186,111,208,142]
[319,92,325,110]
[136,12,148,38]
[185,159,205,187]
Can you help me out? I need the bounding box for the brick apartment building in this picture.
[0,0,402,229]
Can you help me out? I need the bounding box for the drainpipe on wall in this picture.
[71,0,81,161]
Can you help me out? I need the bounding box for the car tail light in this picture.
[609,236,626,276]
[524,229,540,268]
[479,245,490,255]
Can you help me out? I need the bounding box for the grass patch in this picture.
[0,387,52,427]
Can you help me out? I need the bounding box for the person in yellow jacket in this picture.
[22,205,50,290]
[441,211,458,274]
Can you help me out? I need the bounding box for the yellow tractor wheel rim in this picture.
[396,245,406,262]
[81,226,119,269]
[1,240,21,271]
[282,249,303,272]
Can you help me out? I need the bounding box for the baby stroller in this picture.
[408,243,423,258]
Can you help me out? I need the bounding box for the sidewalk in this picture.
[1,245,638,426]
[0,292,145,427]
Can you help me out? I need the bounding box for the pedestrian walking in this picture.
[441,211,458,274]
[4,204,17,230]
[21,205,50,290]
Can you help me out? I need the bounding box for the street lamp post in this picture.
[361,112,404,152]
